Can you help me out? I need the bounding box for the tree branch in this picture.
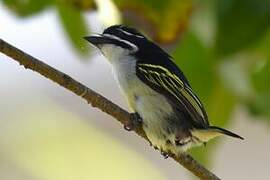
[0,39,220,180]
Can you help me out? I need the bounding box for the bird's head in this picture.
[84,25,167,63]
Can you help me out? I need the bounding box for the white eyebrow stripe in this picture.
[103,33,138,52]
[117,28,145,38]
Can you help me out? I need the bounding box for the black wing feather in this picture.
[136,62,209,128]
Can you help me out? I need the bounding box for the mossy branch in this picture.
[0,39,220,180]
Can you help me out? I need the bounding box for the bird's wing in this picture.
[136,63,209,128]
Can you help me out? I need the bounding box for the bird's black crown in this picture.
[103,25,145,38]
[102,25,171,59]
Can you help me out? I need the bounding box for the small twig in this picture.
[0,39,220,180]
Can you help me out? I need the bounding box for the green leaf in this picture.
[215,0,270,56]
[245,28,270,118]
[2,0,53,17]
[56,2,89,55]
[250,59,270,118]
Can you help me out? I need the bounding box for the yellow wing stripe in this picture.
[138,64,206,121]
[138,63,184,87]
[138,66,180,100]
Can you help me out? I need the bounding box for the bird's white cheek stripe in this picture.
[103,33,138,52]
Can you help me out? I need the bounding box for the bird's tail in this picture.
[191,126,244,142]
[209,126,244,140]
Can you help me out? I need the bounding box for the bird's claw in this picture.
[130,112,143,126]
[124,112,143,131]
[161,151,169,159]
[124,125,132,131]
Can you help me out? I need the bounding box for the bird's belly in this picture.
[134,93,175,151]
[114,67,198,153]
[121,78,176,152]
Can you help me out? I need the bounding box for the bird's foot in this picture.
[124,112,143,131]
[152,145,170,159]
[161,151,169,159]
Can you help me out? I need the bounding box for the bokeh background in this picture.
[1,0,270,179]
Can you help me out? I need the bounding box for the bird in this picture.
[84,25,243,157]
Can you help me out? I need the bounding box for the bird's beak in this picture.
[83,35,113,46]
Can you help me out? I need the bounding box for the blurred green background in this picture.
[0,0,270,179]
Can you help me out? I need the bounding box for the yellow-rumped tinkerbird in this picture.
[84,25,243,157]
